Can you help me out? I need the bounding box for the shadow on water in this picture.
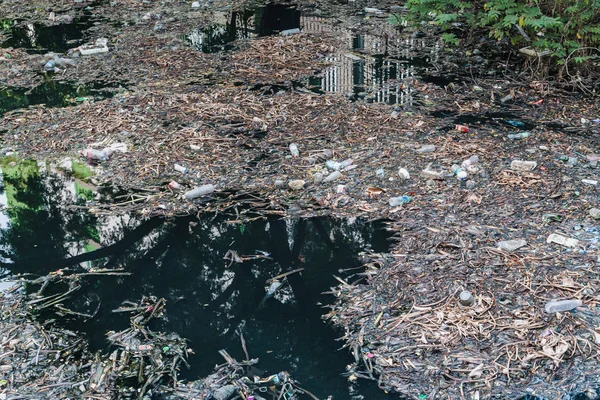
[0,9,104,54]
[0,159,394,399]
[0,79,120,117]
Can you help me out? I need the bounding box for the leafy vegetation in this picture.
[402,0,600,76]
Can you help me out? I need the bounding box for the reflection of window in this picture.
[352,35,364,50]
[352,60,365,94]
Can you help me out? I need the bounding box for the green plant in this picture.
[402,0,600,76]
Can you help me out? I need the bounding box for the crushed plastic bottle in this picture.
[511,160,537,171]
[376,168,385,178]
[507,132,530,140]
[544,299,582,313]
[389,196,412,206]
[398,168,410,180]
[289,143,299,158]
[450,164,468,181]
[80,148,113,161]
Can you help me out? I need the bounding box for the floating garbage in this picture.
[547,233,579,248]
[77,38,109,55]
[545,299,582,313]
[184,184,215,200]
[497,239,527,252]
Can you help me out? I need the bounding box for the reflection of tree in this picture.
[1,78,116,117]
[0,170,389,396]
[0,161,97,274]
[58,214,389,389]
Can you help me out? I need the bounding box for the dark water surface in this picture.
[0,5,103,54]
[0,79,119,117]
[0,159,394,399]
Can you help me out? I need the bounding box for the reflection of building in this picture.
[301,15,441,105]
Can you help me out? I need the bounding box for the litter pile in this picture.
[326,228,600,399]
[1,275,314,400]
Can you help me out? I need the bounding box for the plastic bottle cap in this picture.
[459,290,474,306]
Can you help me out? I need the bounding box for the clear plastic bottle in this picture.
[174,164,188,174]
[389,196,412,206]
[450,164,468,181]
[507,132,530,140]
[184,184,215,200]
[289,143,299,158]
[323,171,341,182]
[340,158,354,169]
[461,155,479,169]
[544,299,582,313]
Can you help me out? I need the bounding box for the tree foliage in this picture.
[404,0,600,73]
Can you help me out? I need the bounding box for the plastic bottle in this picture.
[398,168,410,180]
[326,159,353,171]
[174,164,188,174]
[375,168,385,178]
[544,299,582,313]
[44,60,56,72]
[389,196,412,206]
[281,28,301,36]
[340,159,354,169]
[81,148,112,161]
[289,143,299,158]
[184,184,215,200]
[507,132,530,140]
[326,160,341,170]
[455,124,469,133]
[461,155,479,169]
[459,291,474,306]
[168,181,182,190]
[323,171,341,182]
[450,164,468,181]
[313,172,324,184]
[568,157,578,166]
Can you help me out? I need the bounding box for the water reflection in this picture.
[187,4,301,53]
[0,161,392,399]
[188,4,443,105]
[302,14,443,105]
[0,79,120,117]
[0,8,103,54]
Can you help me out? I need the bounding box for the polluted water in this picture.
[186,4,300,53]
[185,3,451,106]
[0,5,104,54]
[0,79,121,117]
[0,159,396,399]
